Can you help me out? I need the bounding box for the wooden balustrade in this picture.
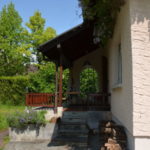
[26,93,58,107]
[26,92,110,109]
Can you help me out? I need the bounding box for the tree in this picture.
[25,11,57,93]
[26,11,56,64]
[0,3,31,76]
[28,62,56,93]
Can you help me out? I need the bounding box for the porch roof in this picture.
[38,22,99,68]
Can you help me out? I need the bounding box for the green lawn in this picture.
[0,105,25,131]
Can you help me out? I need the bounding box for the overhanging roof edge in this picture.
[38,23,85,52]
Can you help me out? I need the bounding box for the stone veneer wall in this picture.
[108,0,150,149]
[130,0,150,137]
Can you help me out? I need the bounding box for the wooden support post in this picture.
[57,43,63,106]
[54,65,58,114]
[59,65,63,106]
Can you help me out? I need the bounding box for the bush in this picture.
[7,109,46,129]
[0,76,29,105]
[28,62,70,95]
[28,62,55,93]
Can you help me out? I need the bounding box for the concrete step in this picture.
[59,132,88,138]
[52,136,88,147]
[54,111,89,148]
[63,111,87,118]
[60,124,87,131]
[62,118,86,124]
[59,128,89,135]
[58,133,88,139]
[61,120,87,126]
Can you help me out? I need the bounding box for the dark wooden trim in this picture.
[54,65,58,113]
[39,23,88,53]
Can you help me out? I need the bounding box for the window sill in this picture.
[112,83,122,90]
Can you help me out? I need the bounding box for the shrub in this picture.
[7,109,47,129]
[0,76,29,105]
[28,62,55,93]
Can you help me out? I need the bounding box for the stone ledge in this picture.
[9,123,58,142]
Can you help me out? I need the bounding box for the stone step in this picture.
[59,128,89,135]
[63,111,87,118]
[68,146,88,150]
[61,120,87,125]
[60,124,87,131]
[52,136,88,147]
[59,132,88,138]
[58,133,88,139]
[62,118,86,124]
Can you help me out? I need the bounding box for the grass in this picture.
[0,105,25,131]
[3,136,10,145]
[0,105,25,150]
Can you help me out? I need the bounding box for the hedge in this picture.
[0,76,29,105]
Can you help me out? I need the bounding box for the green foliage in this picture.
[3,136,10,145]
[0,76,29,105]
[0,105,25,131]
[0,114,8,130]
[0,4,57,105]
[79,0,125,45]
[80,68,99,97]
[26,11,56,64]
[0,3,31,76]
[0,136,10,150]
[28,62,56,93]
[7,109,46,128]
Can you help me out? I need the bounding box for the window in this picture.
[116,44,122,84]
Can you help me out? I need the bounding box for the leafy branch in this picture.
[79,0,125,46]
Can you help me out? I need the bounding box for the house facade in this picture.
[108,0,150,149]
[38,0,150,149]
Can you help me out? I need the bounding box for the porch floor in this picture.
[64,105,110,111]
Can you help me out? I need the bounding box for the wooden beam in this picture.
[54,65,58,113]
[59,65,63,106]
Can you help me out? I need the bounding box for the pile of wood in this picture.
[99,121,127,150]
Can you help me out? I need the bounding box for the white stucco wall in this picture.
[108,0,150,149]
[67,0,150,149]
[130,0,150,137]
[108,0,133,135]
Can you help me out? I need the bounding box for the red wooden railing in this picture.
[26,92,110,108]
[26,93,57,107]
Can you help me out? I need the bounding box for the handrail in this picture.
[26,93,57,107]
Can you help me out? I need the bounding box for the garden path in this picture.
[4,141,71,150]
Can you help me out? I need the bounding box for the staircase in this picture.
[52,111,89,149]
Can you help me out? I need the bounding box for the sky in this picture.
[0,0,83,35]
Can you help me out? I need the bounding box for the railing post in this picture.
[26,94,28,106]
